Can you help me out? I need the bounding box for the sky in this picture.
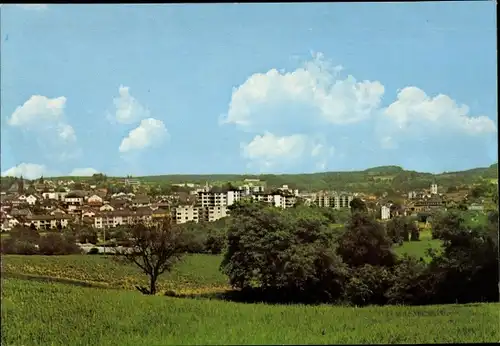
[0,2,497,179]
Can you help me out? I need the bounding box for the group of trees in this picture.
[218,201,498,305]
[1,227,82,255]
[2,196,497,305]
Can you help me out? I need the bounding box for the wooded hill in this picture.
[5,163,496,194]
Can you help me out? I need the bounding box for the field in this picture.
[1,254,229,295]
[393,230,442,261]
[2,278,499,345]
[2,233,496,345]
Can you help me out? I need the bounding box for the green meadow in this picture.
[2,278,498,345]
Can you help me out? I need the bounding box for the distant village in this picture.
[0,175,484,232]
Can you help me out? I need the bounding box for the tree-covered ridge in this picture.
[2,163,497,193]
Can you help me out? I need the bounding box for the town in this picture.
[0,173,489,233]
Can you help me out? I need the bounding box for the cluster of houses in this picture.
[0,178,318,231]
[0,176,483,232]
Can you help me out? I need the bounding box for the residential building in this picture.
[431,184,438,195]
[26,214,71,230]
[197,190,243,208]
[252,192,297,209]
[87,194,103,206]
[26,195,38,205]
[173,205,199,224]
[93,209,153,229]
[100,204,115,212]
[315,192,353,209]
[65,191,85,206]
[198,206,228,222]
[381,205,391,220]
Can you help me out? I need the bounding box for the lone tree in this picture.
[114,217,184,295]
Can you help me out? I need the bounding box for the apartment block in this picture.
[252,193,297,209]
[315,192,353,209]
[173,205,199,224]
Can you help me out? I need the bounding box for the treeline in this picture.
[1,228,82,255]
[220,201,498,306]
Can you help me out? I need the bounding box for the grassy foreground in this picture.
[2,278,499,345]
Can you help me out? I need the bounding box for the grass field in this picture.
[2,278,498,345]
[1,254,229,295]
[393,230,442,261]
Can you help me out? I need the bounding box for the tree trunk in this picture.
[149,275,157,295]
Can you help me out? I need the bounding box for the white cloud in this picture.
[221,52,385,131]
[1,163,54,180]
[68,168,99,176]
[112,85,150,124]
[379,86,497,147]
[119,118,168,153]
[241,132,334,171]
[221,52,496,172]
[7,95,77,144]
[8,95,66,127]
[57,123,77,142]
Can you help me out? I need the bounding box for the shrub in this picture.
[342,264,395,306]
[385,255,435,305]
[178,222,207,253]
[1,237,38,255]
[88,247,100,255]
[76,227,98,244]
[38,233,82,255]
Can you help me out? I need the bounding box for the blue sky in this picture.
[0,2,497,179]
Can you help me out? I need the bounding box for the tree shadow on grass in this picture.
[165,288,330,306]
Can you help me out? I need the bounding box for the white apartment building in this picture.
[252,193,297,209]
[315,192,353,209]
[381,205,391,220]
[430,184,438,195]
[197,190,243,208]
[94,210,153,229]
[174,205,199,224]
[42,191,68,201]
[199,205,229,222]
[26,214,71,230]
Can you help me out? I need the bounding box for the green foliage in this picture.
[349,198,367,213]
[221,202,347,303]
[177,218,229,255]
[342,265,395,306]
[88,247,100,255]
[337,212,396,268]
[38,233,82,255]
[1,228,81,255]
[386,216,418,244]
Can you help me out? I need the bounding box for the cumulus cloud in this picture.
[68,168,99,176]
[241,132,334,171]
[1,163,54,180]
[112,85,150,124]
[221,52,496,172]
[379,86,497,147]
[119,118,168,153]
[221,52,385,132]
[7,95,77,143]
